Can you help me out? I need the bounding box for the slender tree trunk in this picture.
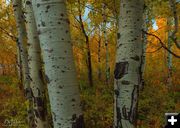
[77,0,93,87]
[167,17,173,87]
[16,48,22,80]
[32,0,85,127]
[169,0,180,49]
[16,47,23,79]
[114,0,144,128]
[12,0,34,126]
[140,8,149,90]
[24,1,49,127]
[86,37,93,87]
[16,49,23,89]
[102,3,110,85]
[98,28,102,80]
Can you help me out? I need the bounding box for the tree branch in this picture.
[142,30,180,58]
[0,26,17,41]
[146,46,163,53]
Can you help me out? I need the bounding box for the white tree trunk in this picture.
[167,17,173,86]
[97,28,102,80]
[102,3,110,85]
[12,0,34,126]
[114,0,144,128]
[24,1,49,127]
[32,0,84,127]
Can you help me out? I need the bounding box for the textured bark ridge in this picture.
[32,0,84,127]
[114,0,144,128]
[24,0,48,127]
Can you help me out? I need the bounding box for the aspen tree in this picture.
[114,0,144,127]
[32,0,84,127]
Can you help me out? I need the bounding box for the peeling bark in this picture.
[32,0,84,127]
[114,0,144,128]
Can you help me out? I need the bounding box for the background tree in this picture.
[102,3,110,85]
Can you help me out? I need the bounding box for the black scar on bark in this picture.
[117,43,122,49]
[114,62,129,79]
[37,4,40,7]
[122,105,128,120]
[13,4,18,7]
[41,21,46,27]
[38,69,44,82]
[72,114,85,128]
[34,97,46,121]
[117,33,121,39]
[26,1,31,5]
[121,80,130,85]
[61,13,64,17]
[45,75,50,84]
[130,55,140,61]
[129,86,138,125]
[28,75,33,81]
[46,5,50,10]
[116,107,122,127]
[114,89,119,96]
[139,65,142,83]
[72,98,76,102]
[25,87,33,99]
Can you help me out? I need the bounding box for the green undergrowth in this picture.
[79,79,113,128]
[0,75,27,128]
[137,74,180,128]
[0,74,179,128]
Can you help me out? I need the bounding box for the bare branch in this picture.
[0,26,17,41]
[146,46,163,53]
[142,30,180,58]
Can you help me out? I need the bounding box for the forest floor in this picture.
[0,74,179,128]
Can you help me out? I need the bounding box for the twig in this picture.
[142,30,180,58]
[146,46,163,53]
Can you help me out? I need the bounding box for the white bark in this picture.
[32,0,84,127]
[102,3,110,84]
[24,0,48,127]
[114,0,144,128]
[167,17,173,86]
